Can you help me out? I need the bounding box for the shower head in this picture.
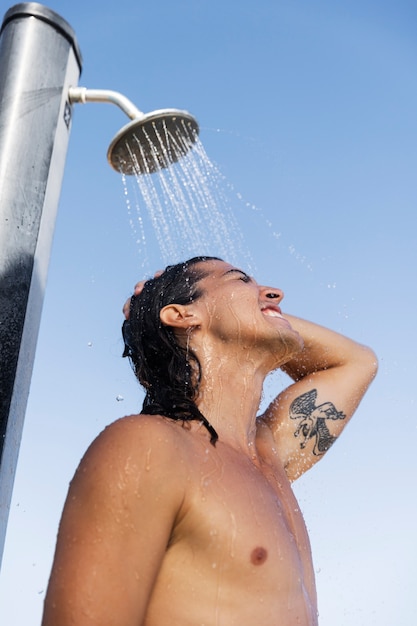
[107,109,199,175]
[68,87,199,175]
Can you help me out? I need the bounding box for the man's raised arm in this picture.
[261,315,378,481]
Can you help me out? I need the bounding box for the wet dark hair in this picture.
[122,256,222,444]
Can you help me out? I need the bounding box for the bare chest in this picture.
[148,440,318,625]
[173,445,313,587]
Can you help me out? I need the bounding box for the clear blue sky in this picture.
[1,0,416,624]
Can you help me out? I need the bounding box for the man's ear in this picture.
[160,304,200,329]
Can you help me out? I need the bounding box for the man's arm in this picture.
[261,315,378,481]
[42,415,186,626]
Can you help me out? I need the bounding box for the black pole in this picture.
[0,3,82,566]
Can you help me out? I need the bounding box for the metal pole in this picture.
[0,3,82,565]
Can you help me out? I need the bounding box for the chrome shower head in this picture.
[68,87,199,176]
[107,109,199,175]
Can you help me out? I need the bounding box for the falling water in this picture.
[119,118,254,269]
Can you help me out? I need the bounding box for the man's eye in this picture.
[239,274,250,283]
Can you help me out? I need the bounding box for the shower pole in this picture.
[0,3,82,565]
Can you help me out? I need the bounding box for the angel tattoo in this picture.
[289,389,346,456]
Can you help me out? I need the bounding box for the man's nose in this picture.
[259,286,284,303]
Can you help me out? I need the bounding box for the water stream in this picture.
[120,121,255,269]
[119,118,318,293]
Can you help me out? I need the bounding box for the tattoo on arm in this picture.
[289,389,346,456]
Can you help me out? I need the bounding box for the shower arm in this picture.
[68,86,200,175]
[68,86,145,121]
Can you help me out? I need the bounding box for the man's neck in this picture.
[196,352,267,452]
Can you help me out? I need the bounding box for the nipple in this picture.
[250,546,268,565]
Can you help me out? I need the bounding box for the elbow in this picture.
[358,345,379,384]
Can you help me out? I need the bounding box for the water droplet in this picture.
[116,395,124,402]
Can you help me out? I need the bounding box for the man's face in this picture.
[191,260,303,367]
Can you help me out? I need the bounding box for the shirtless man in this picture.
[42,256,377,625]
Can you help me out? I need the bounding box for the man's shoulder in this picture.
[107,412,191,441]
[93,413,185,450]
[73,414,191,499]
